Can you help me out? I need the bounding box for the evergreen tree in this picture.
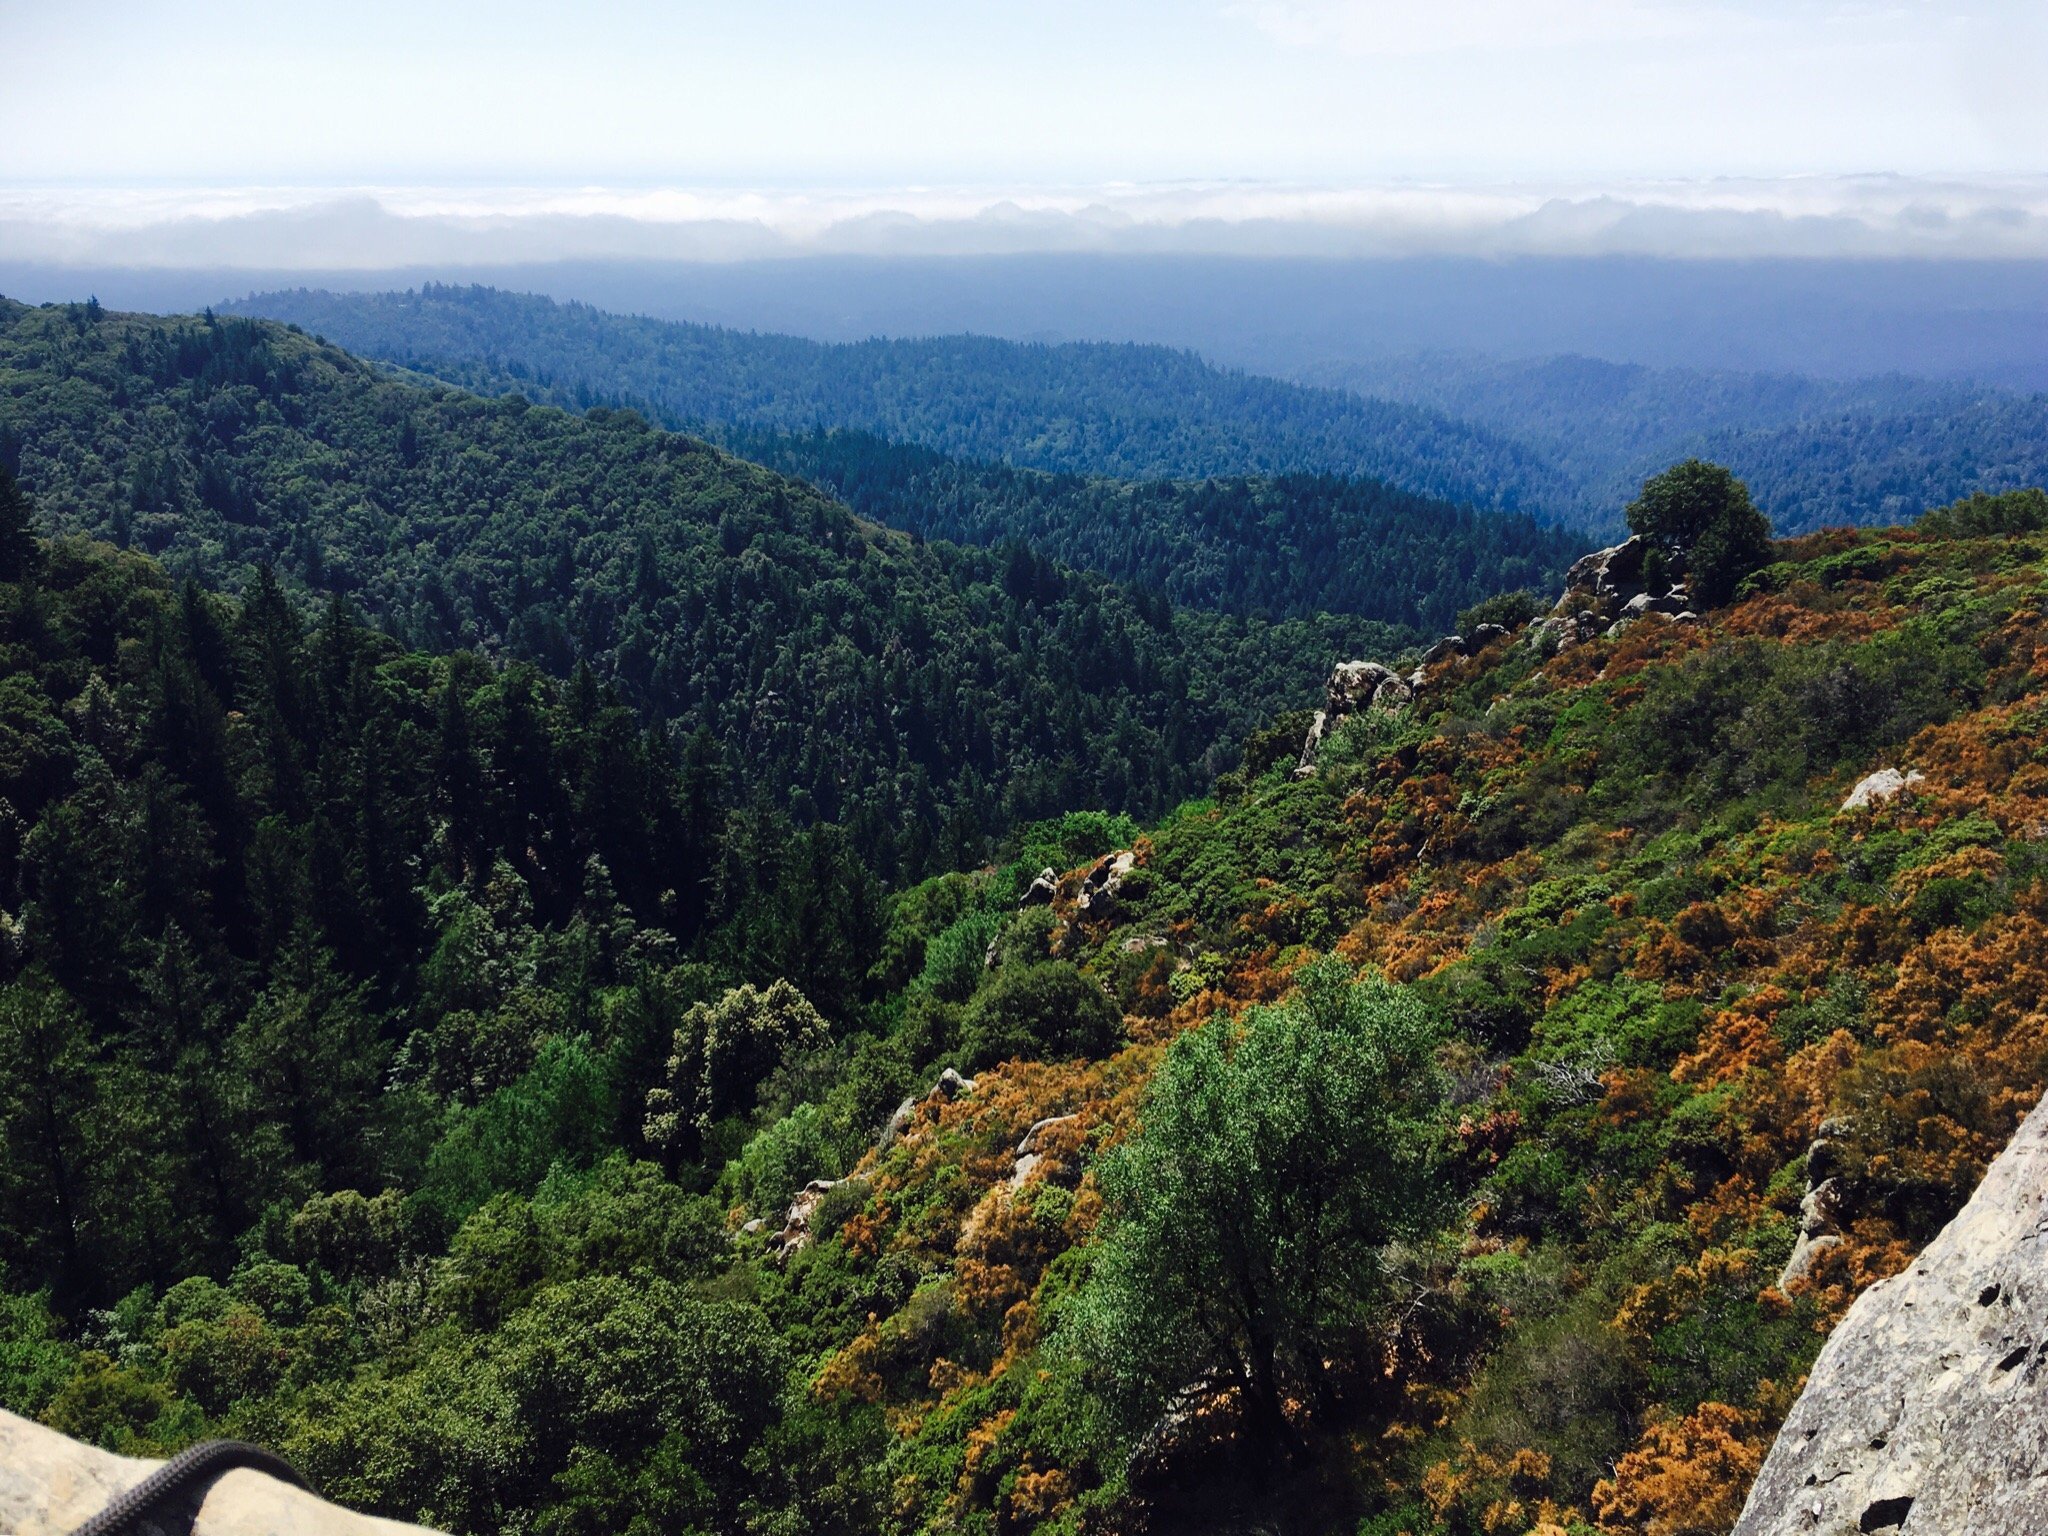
[0,465,39,584]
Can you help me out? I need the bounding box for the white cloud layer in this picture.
[1229,0,2019,56]
[1229,0,1727,55]
[3,176,2047,269]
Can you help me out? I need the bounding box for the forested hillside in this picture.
[4,445,2045,1536]
[1317,351,2048,533]
[224,285,1577,515]
[229,285,2048,542]
[0,297,1406,881]
[725,427,1575,628]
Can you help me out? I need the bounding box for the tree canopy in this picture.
[1625,458,1774,606]
[1062,961,1447,1469]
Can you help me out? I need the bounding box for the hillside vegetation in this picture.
[0,297,1409,881]
[2,418,2045,1535]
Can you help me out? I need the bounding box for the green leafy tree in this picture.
[291,1276,785,1536]
[644,979,830,1157]
[957,960,1123,1071]
[1625,459,1773,607]
[1060,962,1447,1470]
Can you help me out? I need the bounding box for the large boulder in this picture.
[1326,660,1403,714]
[0,1410,437,1536]
[1296,660,1412,775]
[1560,534,1651,609]
[1018,866,1059,907]
[769,1176,853,1259]
[1075,850,1136,916]
[1733,1089,2048,1535]
[1841,767,1926,813]
[1529,535,1692,652]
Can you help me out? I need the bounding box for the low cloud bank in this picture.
[4,176,2048,268]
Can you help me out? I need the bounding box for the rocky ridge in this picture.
[1296,531,1680,776]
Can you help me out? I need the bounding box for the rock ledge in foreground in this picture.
[1733,1091,2048,1535]
[0,1410,439,1536]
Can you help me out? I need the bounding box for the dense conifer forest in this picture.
[723,428,1575,628]
[231,284,2048,537]
[224,285,1576,514]
[6,292,2048,1536]
[0,297,1423,882]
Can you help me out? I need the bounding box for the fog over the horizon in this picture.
[5,0,2048,269]
[5,175,2048,268]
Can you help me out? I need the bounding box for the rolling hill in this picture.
[224,284,1578,517]
[0,295,1410,882]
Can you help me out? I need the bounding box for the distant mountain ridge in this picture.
[229,284,2048,538]
[0,296,1408,882]
[224,284,1580,519]
[1312,350,2048,532]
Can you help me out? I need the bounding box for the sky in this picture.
[1,0,2045,263]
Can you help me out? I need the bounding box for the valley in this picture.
[1,288,2044,1534]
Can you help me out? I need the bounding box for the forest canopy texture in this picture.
[0,297,1430,883]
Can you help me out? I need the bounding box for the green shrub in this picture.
[917,909,1006,1004]
[1456,588,1544,635]
[958,962,1123,1071]
[724,1103,836,1221]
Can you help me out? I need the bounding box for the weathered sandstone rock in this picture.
[1296,660,1413,774]
[1733,1090,2048,1535]
[1840,767,1927,813]
[0,1410,436,1536]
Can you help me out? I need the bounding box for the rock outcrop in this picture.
[1778,1117,1848,1290]
[1417,623,1510,669]
[0,1410,437,1536]
[768,1176,855,1259]
[1008,1113,1078,1189]
[1295,661,1413,775]
[1075,850,1136,917]
[1527,534,1693,651]
[1840,767,1927,813]
[1734,1090,2048,1535]
[878,1067,978,1151]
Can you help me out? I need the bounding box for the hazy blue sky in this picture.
[4,0,2043,185]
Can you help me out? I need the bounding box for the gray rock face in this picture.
[1075,850,1136,916]
[1326,659,1401,714]
[1733,1090,2048,1535]
[1295,660,1413,774]
[1019,866,1059,907]
[877,1067,980,1153]
[1528,535,1692,652]
[769,1176,850,1259]
[1008,1113,1078,1189]
[0,1410,436,1536]
[1841,768,1927,813]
